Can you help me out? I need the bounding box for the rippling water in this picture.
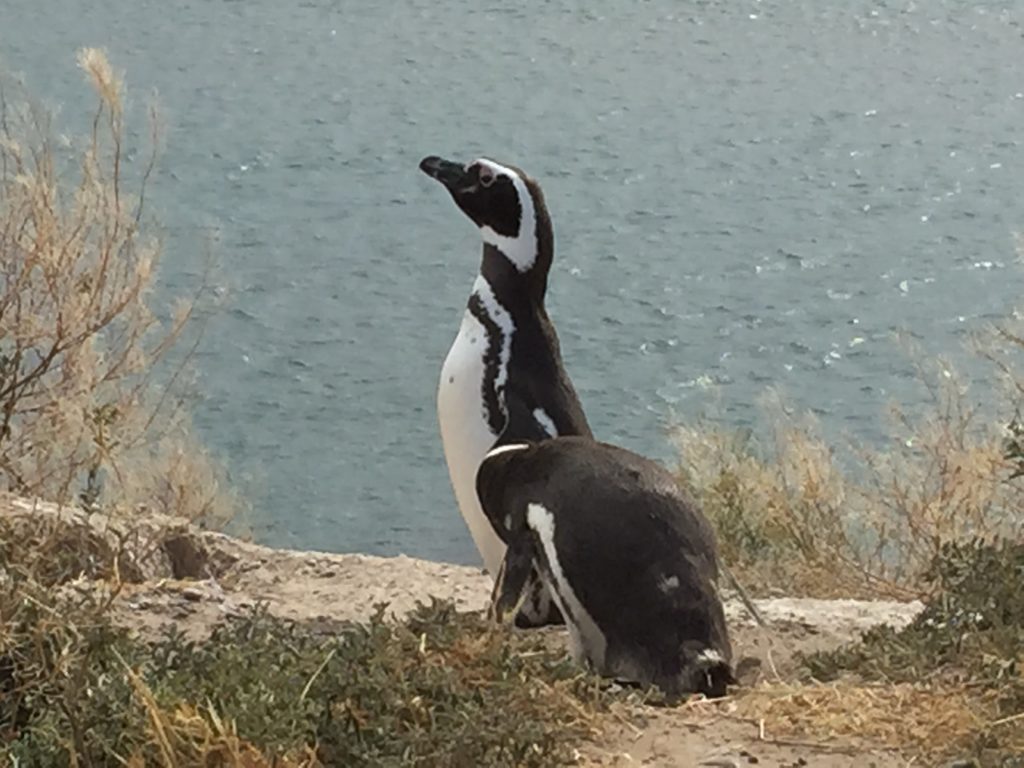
[3,0,1022,562]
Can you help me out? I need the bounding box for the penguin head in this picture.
[678,643,734,699]
[475,441,536,543]
[420,156,550,276]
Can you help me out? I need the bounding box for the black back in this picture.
[477,437,731,690]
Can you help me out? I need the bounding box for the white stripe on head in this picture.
[475,158,537,272]
[484,443,531,461]
[526,502,607,667]
[696,649,725,665]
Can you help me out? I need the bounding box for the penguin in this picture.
[476,437,734,699]
[419,155,592,627]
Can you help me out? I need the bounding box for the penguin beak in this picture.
[419,155,469,192]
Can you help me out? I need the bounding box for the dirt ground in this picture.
[7,496,928,766]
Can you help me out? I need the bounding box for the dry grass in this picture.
[672,310,1024,761]
[121,664,322,767]
[0,48,236,529]
[731,681,994,759]
[674,350,1024,599]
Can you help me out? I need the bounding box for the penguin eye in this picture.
[479,167,496,188]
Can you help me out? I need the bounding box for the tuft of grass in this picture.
[674,356,1024,599]
[732,680,988,760]
[1,588,610,767]
[798,539,1024,762]
[802,539,1024,695]
[673,409,855,597]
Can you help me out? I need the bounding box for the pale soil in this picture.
[4,496,928,766]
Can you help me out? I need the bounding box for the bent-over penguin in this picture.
[419,155,592,627]
[476,437,734,698]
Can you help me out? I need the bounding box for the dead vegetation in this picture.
[790,538,1024,762]
[0,48,236,529]
[674,348,1024,600]
[731,681,990,759]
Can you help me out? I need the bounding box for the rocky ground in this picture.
[5,496,927,766]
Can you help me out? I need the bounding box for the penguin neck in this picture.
[478,222,552,312]
[477,246,547,323]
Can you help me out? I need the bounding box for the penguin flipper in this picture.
[488,536,535,624]
[476,437,565,629]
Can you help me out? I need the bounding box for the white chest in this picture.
[437,285,512,576]
[438,309,497,458]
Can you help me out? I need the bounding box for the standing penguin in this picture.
[420,155,592,627]
[476,438,734,699]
